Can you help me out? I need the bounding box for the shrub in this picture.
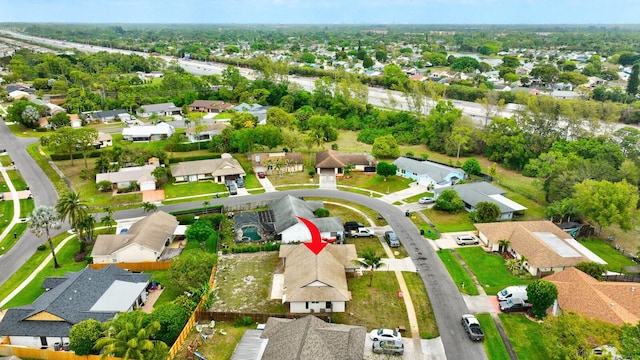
[168,153,221,164]
[434,189,465,213]
[331,143,339,150]
[232,243,280,253]
[234,316,254,327]
[314,207,330,217]
[37,244,47,251]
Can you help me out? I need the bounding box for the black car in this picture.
[344,221,364,232]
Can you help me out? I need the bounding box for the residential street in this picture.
[0,122,68,289]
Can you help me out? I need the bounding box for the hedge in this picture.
[50,150,103,161]
[168,153,222,164]
[170,205,224,217]
[231,243,280,253]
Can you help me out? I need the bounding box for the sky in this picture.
[0,0,638,24]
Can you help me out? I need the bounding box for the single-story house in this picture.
[122,122,175,141]
[6,83,35,94]
[436,182,527,220]
[250,152,304,175]
[136,71,163,81]
[269,195,344,243]
[94,132,113,149]
[136,102,182,118]
[90,109,128,123]
[185,122,229,143]
[550,90,580,99]
[546,268,640,326]
[315,149,376,175]
[0,265,150,348]
[171,153,245,183]
[8,90,30,100]
[392,157,466,188]
[95,159,159,192]
[279,244,358,313]
[230,315,365,360]
[233,103,271,125]
[475,221,606,277]
[91,211,179,264]
[188,100,234,113]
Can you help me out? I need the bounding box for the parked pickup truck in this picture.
[499,298,533,313]
[349,228,375,238]
[461,314,485,341]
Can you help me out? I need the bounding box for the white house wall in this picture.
[113,244,160,263]
[9,335,69,348]
[280,223,337,244]
[92,254,115,264]
[289,301,346,313]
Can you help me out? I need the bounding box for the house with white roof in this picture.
[392,157,466,189]
[122,122,175,141]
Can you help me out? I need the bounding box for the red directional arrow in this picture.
[297,216,327,255]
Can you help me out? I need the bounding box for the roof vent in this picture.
[632,287,636,292]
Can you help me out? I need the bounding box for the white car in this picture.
[419,197,435,204]
[369,328,402,342]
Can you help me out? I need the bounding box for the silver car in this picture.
[372,340,404,355]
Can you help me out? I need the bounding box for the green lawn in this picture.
[0,201,13,236]
[436,249,479,295]
[403,272,439,338]
[456,247,531,295]
[163,181,227,199]
[0,155,12,167]
[19,198,34,218]
[7,169,28,191]
[578,238,637,272]
[337,173,413,194]
[423,209,476,232]
[7,123,46,138]
[476,313,510,360]
[0,222,28,256]
[348,237,386,257]
[26,143,67,195]
[505,191,546,220]
[176,323,251,360]
[316,198,388,227]
[332,272,410,332]
[499,314,549,360]
[409,214,440,240]
[1,232,85,308]
[403,191,433,203]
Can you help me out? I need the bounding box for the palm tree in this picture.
[142,202,157,213]
[202,200,210,215]
[497,239,510,254]
[78,215,96,245]
[101,214,116,232]
[353,248,385,287]
[29,206,62,268]
[505,259,520,275]
[55,191,88,241]
[94,311,168,360]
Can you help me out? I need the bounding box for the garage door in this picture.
[188,175,198,182]
[140,181,156,191]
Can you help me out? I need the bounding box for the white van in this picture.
[497,285,528,301]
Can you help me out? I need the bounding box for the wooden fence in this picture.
[0,346,119,360]
[167,265,218,360]
[88,261,172,271]
[603,273,640,283]
[195,311,331,324]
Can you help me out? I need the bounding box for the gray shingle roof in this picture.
[260,315,366,360]
[268,195,323,233]
[0,266,150,337]
[439,182,526,213]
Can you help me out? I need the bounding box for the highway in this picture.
[0,29,514,124]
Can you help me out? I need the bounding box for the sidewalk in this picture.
[0,162,22,251]
[378,182,430,204]
[0,231,76,308]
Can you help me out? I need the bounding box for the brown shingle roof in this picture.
[170,157,245,178]
[475,221,589,269]
[546,268,640,325]
[315,149,375,169]
[279,244,355,302]
[260,315,366,360]
[92,211,178,256]
[188,100,234,112]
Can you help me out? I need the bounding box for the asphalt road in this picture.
[112,190,488,360]
[0,122,68,288]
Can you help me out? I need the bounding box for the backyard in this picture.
[423,208,477,233]
[499,314,549,360]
